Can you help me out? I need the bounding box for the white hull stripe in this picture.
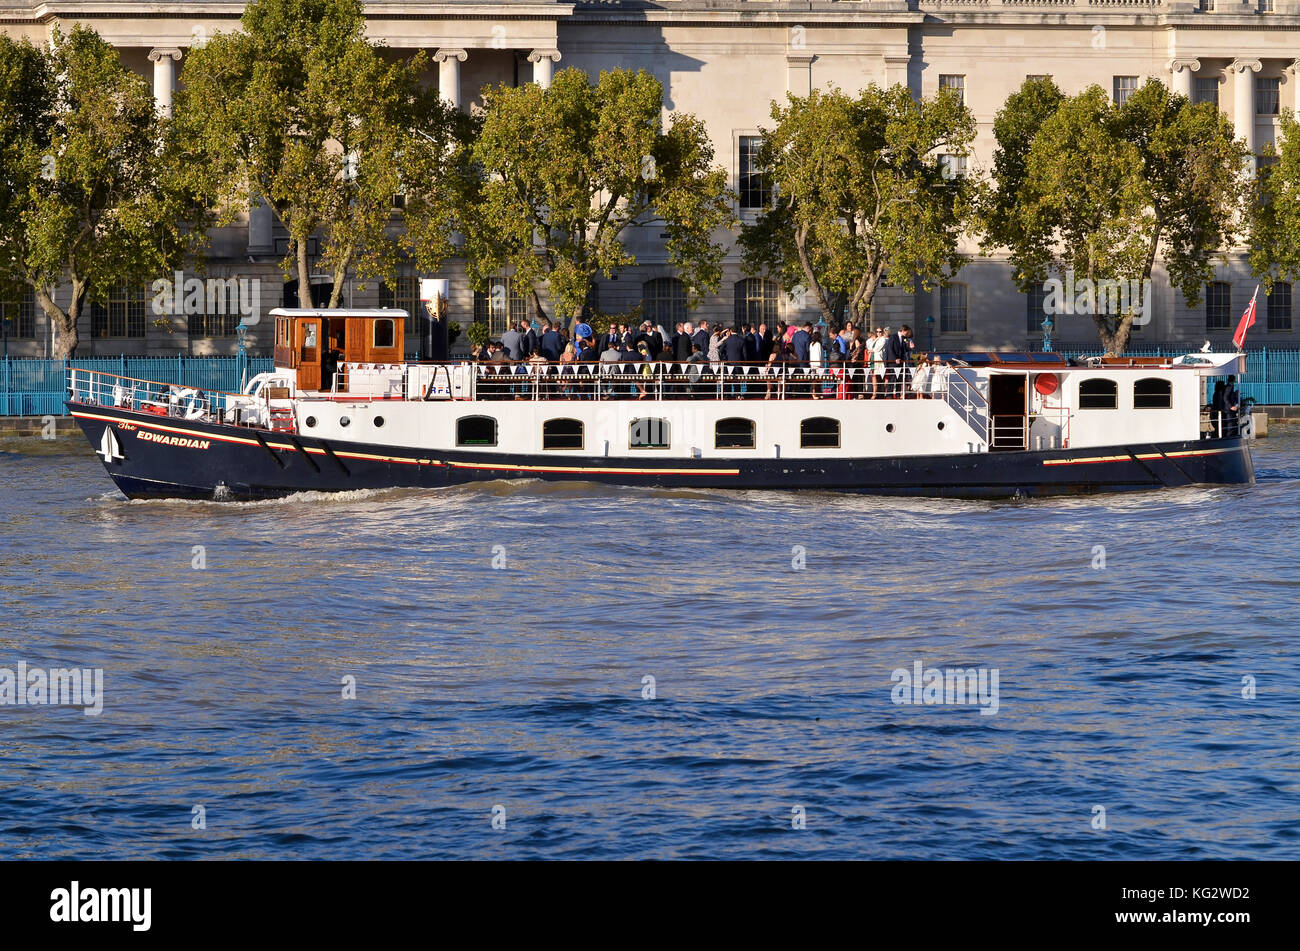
[71,410,740,477]
[1042,448,1234,467]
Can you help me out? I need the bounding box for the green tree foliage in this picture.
[175,0,464,308]
[1248,112,1300,293]
[0,26,203,358]
[463,67,734,325]
[985,78,1245,354]
[738,85,978,328]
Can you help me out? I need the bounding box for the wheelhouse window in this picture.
[456,415,497,447]
[1133,377,1173,409]
[800,417,841,449]
[1078,378,1118,409]
[715,417,756,449]
[629,417,670,449]
[373,318,396,349]
[543,418,584,451]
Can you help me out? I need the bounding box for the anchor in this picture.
[98,426,124,464]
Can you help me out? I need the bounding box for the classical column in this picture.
[1168,59,1200,100]
[786,54,814,97]
[248,194,274,256]
[434,48,467,110]
[528,49,561,89]
[1287,60,1300,117]
[148,48,183,119]
[1231,58,1262,157]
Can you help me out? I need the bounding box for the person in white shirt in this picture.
[910,358,932,399]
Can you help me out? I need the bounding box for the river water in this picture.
[2,429,1299,859]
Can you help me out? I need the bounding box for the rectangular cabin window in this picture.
[629,418,670,449]
[1078,377,1118,409]
[800,417,841,449]
[374,318,395,349]
[543,418,584,451]
[715,417,756,450]
[1133,377,1173,409]
[303,323,317,349]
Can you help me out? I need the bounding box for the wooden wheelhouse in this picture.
[271,308,406,392]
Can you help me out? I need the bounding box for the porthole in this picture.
[886,423,894,433]
[373,416,385,428]
[937,421,945,431]
[304,416,317,428]
[340,416,351,427]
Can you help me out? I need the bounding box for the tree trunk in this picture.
[35,282,82,360]
[295,237,313,308]
[327,255,350,309]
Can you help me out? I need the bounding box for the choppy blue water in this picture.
[2,429,1299,859]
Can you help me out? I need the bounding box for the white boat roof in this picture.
[269,307,410,319]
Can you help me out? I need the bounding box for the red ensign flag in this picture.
[1233,286,1259,350]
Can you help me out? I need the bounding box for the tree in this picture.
[175,0,464,309]
[1248,111,1300,293]
[738,85,977,329]
[462,67,734,326]
[986,79,1245,354]
[0,26,203,358]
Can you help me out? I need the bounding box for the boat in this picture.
[66,307,1255,500]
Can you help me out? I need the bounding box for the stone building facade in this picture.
[1,0,1298,357]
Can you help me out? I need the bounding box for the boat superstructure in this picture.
[67,308,1255,500]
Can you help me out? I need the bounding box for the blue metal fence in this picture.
[1,356,275,416]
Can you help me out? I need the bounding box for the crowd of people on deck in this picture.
[473,317,953,399]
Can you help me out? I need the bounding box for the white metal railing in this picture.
[66,368,275,429]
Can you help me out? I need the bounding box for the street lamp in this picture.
[925,314,934,352]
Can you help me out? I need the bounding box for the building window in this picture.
[940,284,968,335]
[938,74,966,105]
[1267,283,1292,332]
[473,277,527,337]
[373,318,396,349]
[1113,76,1139,106]
[715,417,756,450]
[188,310,240,337]
[0,290,37,339]
[629,417,670,449]
[641,278,687,329]
[456,415,498,447]
[1133,377,1173,409]
[800,417,841,449]
[1256,77,1281,116]
[1260,0,1275,10]
[542,417,583,451]
[738,135,769,211]
[1026,74,1051,83]
[90,285,146,338]
[1193,77,1219,108]
[1205,282,1232,332]
[1078,378,1118,410]
[1199,0,1214,10]
[1025,282,1050,334]
[734,278,779,326]
[379,265,425,320]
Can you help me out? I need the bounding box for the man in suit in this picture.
[673,322,692,361]
[522,321,538,358]
[754,322,771,362]
[691,320,711,358]
[721,326,746,397]
[883,324,914,398]
[501,323,524,361]
[1223,374,1241,437]
[539,321,562,361]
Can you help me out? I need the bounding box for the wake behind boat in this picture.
[67,308,1254,500]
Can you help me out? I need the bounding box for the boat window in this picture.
[1133,377,1172,409]
[456,415,498,447]
[800,416,840,449]
[629,417,670,449]
[715,417,755,449]
[543,418,583,451]
[1078,377,1118,409]
[374,318,395,349]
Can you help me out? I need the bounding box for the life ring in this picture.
[1034,373,1060,396]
